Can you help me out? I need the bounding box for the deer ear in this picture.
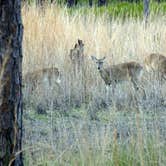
[78,39,84,46]
[102,57,106,60]
[91,55,97,61]
[74,43,78,49]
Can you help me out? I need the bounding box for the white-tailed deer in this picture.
[91,56,144,96]
[69,39,84,76]
[144,53,166,80]
[69,39,86,105]
[23,67,61,90]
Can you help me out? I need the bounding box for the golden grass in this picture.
[22,5,166,165]
[22,5,166,76]
[22,4,166,111]
[23,6,166,103]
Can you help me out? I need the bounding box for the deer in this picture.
[69,39,87,104]
[144,53,166,81]
[91,56,146,105]
[69,39,85,76]
[23,67,61,91]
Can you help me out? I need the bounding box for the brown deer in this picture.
[23,67,61,91]
[144,53,166,80]
[68,39,86,105]
[91,56,145,104]
[69,39,84,76]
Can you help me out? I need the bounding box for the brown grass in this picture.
[22,5,166,165]
[22,4,166,111]
[23,5,166,74]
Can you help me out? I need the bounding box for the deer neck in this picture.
[99,68,108,79]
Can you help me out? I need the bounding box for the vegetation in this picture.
[24,110,166,165]
[22,3,166,166]
[22,1,166,18]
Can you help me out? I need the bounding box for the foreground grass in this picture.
[23,108,166,165]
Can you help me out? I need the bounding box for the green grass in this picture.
[23,107,166,166]
[24,127,166,165]
[24,137,165,165]
[66,2,166,19]
[24,1,166,18]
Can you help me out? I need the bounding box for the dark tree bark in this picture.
[36,0,55,6]
[98,0,107,6]
[36,0,45,6]
[143,0,150,24]
[67,0,74,7]
[67,0,77,7]
[89,0,93,7]
[0,0,23,166]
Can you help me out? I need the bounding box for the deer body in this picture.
[69,39,84,75]
[91,56,143,91]
[24,67,61,90]
[144,53,166,79]
[99,62,143,86]
[91,56,146,109]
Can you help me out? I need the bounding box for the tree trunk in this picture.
[98,0,107,6]
[36,0,44,6]
[67,0,75,7]
[143,0,150,23]
[36,0,54,6]
[0,0,23,166]
[89,0,92,7]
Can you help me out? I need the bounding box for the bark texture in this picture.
[0,0,23,166]
[67,0,77,7]
[98,0,107,6]
[143,0,150,23]
[89,0,92,7]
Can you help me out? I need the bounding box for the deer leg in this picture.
[111,83,115,96]
[131,78,139,91]
[111,81,117,109]
[106,85,110,105]
[131,77,146,100]
[105,83,115,106]
[131,78,140,112]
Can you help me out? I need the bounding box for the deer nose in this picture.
[98,67,100,70]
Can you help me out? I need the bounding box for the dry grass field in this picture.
[22,4,166,165]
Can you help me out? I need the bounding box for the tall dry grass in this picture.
[23,4,166,111]
[23,5,166,72]
[22,4,166,165]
